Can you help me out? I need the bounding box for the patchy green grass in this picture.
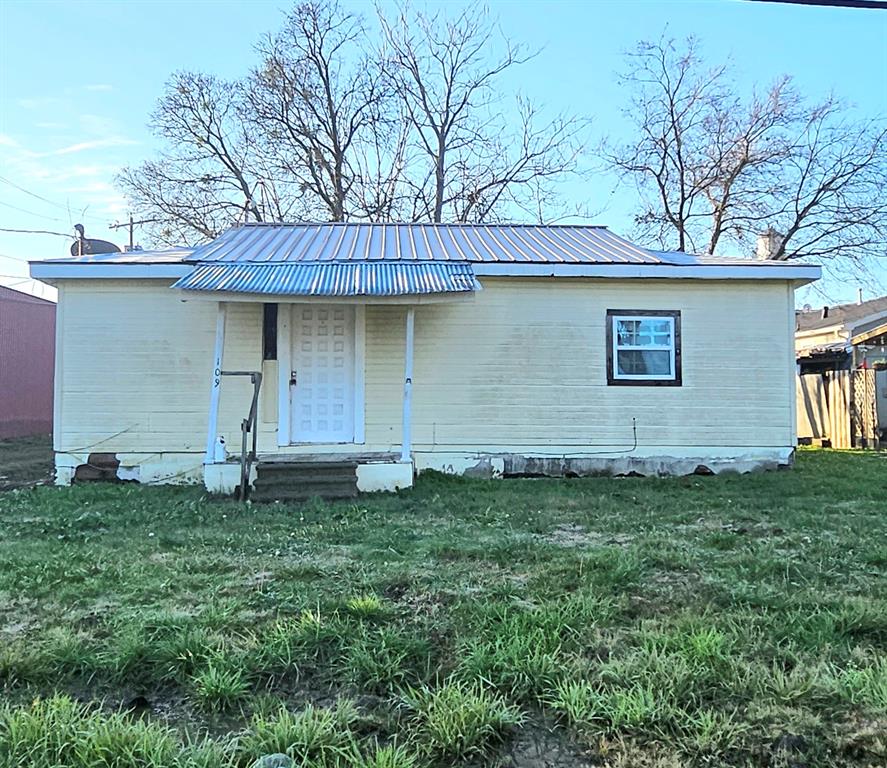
[0,449,885,767]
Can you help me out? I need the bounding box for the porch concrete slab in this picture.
[205,462,251,494]
[258,452,399,464]
[356,461,414,492]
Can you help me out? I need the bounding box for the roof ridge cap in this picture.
[237,221,611,229]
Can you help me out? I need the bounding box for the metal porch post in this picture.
[205,302,226,464]
[401,306,415,463]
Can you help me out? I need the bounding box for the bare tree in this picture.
[608,36,887,261]
[119,2,590,243]
[248,0,403,221]
[379,3,587,223]
[117,72,288,246]
[767,105,887,261]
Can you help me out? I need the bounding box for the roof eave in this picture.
[471,262,821,282]
[29,262,192,281]
[29,260,822,283]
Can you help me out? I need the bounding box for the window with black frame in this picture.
[606,309,681,386]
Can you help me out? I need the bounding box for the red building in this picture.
[0,285,55,439]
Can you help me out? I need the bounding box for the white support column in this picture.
[401,306,415,463]
[277,304,292,446]
[205,302,226,464]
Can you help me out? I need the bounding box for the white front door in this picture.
[289,305,355,443]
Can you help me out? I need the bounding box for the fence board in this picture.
[852,369,880,448]
[827,370,852,449]
[796,374,828,440]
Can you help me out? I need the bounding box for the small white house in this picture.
[30,223,820,495]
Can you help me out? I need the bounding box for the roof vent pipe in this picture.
[821,306,829,319]
[858,287,863,305]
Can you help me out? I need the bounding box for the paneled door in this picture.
[289,305,355,443]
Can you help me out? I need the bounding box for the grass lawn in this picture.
[0,450,885,767]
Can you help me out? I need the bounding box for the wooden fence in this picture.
[797,369,880,449]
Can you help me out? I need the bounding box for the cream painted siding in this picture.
[55,281,262,459]
[404,279,794,452]
[54,276,794,465]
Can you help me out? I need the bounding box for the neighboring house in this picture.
[795,295,887,448]
[0,285,55,439]
[795,295,887,372]
[30,223,819,495]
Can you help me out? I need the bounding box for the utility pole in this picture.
[109,214,161,250]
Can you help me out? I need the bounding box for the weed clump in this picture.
[402,679,523,760]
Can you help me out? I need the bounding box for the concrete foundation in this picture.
[54,446,793,491]
[55,451,204,486]
[414,448,794,478]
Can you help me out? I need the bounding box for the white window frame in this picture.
[609,312,680,384]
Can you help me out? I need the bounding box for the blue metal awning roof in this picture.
[173,261,481,296]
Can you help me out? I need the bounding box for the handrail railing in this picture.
[220,370,262,501]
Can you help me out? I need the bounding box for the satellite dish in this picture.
[70,223,123,257]
[69,238,123,256]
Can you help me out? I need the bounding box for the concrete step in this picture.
[256,460,359,472]
[250,483,359,503]
[251,459,360,502]
[252,475,357,492]
[255,463,358,481]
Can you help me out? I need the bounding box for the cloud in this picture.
[84,84,113,92]
[78,113,121,136]
[17,96,65,110]
[48,137,139,156]
[61,180,115,194]
[61,165,107,180]
[0,101,139,236]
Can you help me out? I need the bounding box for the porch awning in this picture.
[172,262,481,297]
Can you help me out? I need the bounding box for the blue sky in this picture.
[1,0,885,304]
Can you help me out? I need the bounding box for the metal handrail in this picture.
[220,370,263,501]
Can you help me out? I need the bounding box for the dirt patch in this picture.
[243,570,275,587]
[0,595,40,638]
[540,524,633,549]
[502,724,594,767]
[0,434,53,490]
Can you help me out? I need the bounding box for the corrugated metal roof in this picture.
[185,223,668,265]
[173,262,481,296]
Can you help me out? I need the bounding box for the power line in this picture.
[747,0,887,7]
[0,227,75,238]
[108,213,163,249]
[0,173,110,226]
[0,199,65,222]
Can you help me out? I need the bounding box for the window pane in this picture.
[616,319,639,345]
[616,317,672,348]
[617,349,671,376]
